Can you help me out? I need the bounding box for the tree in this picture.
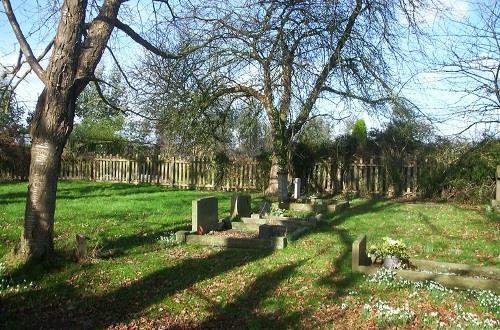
[0,79,25,144]
[351,119,367,153]
[435,1,499,134]
[370,103,431,196]
[161,0,424,201]
[68,66,127,154]
[134,49,237,156]
[2,0,193,261]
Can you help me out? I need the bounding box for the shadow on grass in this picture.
[198,260,308,329]
[316,198,389,299]
[1,197,396,329]
[55,181,235,202]
[1,247,274,328]
[0,191,27,205]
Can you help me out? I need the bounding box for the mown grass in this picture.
[0,181,498,329]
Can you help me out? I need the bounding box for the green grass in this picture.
[0,181,499,329]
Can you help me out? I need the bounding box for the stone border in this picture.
[352,234,500,293]
[240,216,317,228]
[176,224,308,250]
[277,200,349,214]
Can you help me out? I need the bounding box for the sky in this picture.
[0,0,498,140]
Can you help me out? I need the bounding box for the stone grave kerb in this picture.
[192,196,218,233]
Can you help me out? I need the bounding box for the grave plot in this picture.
[352,234,500,293]
[274,177,351,214]
[276,198,349,214]
[176,195,308,250]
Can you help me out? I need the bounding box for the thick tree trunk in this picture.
[267,154,279,194]
[18,90,75,261]
[266,156,289,202]
[19,140,63,260]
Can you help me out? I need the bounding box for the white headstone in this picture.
[293,178,301,199]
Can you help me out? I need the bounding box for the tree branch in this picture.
[321,86,391,105]
[92,78,157,121]
[295,0,363,130]
[2,0,46,83]
[109,18,187,59]
[105,46,137,92]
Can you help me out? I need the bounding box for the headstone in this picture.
[75,233,88,261]
[251,213,261,219]
[293,178,301,199]
[352,234,370,270]
[192,196,218,233]
[496,165,500,202]
[492,165,500,209]
[258,201,271,217]
[230,194,251,218]
[277,173,288,202]
[258,224,287,239]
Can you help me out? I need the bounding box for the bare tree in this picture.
[144,0,424,201]
[1,0,190,261]
[433,1,500,135]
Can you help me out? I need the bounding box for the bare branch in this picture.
[2,0,47,83]
[92,78,157,121]
[321,86,391,105]
[105,46,137,91]
[109,18,186,59]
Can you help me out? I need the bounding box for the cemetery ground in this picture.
[0,181,499,329]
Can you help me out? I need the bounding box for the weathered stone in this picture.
[230,194,251,219]
[258,201,271,216]
[192,196,218,233]
[217,217,232,231]
[184,232,287,249]
[258,224,287,239]
[175,230,190,243]
[352,234,370,270]
[497,165,500,201]
[75,233,88,261]
[277,173,288,202]
[327,201,349,213]
[287,226,308,241]
[493,165,500,209]
[251,213,261,219]
[293,178,301,199]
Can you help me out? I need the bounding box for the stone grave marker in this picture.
[259,201,271,217]
[192,196,218,233]
[258,224,287,239]
[293,178,301,199]
[230,194,251,218]
[493,165,500,209]
[352,234,370,270]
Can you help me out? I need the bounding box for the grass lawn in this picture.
[0,181,499,329]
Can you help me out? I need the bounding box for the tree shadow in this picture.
[1,247,274,329]
[0,190,26,205]
[316,198,390,299]
[198,260,308,329]
[1,197,401,329]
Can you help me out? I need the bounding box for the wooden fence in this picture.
[58,156,266,191]
[1,154,422,195]
[308,158,421,195]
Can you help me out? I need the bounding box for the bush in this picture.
[419,138,499,204]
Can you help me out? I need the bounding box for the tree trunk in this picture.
[267,154,279,194]
[19,140,63,260]
[18,90,74,261]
